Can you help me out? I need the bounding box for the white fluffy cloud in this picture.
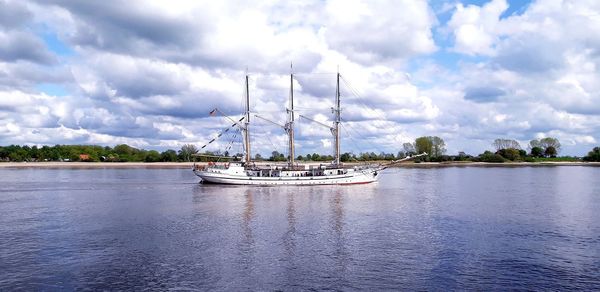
[447,0,508,55]
[324,0,437,64]
[1,0,600,156]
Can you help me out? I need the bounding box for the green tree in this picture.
[403,142,416,156]
[583,147,600,162]
[530,137,561,157]
[545,146,557,158]
[160,149,178,162]
[496,148,521,161]
[530,146,544,157]
[311,153,321,161]
[340,152,353,162]
[414,137,433,156]
[529,139,541,149]
[478,151,505,163]
[145,150,161,162]
[431,136,446,157]
[270,151,280,161]
[539,137,561,156]
[179,144,199,162]
[415,136,446,157]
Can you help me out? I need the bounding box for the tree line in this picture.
[0,144,193,162]
[1,137,599,163]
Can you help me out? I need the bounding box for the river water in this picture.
[1,166,599,290]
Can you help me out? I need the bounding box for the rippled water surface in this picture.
[1,166,599,290]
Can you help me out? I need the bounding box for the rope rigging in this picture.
[198,72,408,162]
[199,116,245,150]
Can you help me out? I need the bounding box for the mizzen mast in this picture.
[243,73,251,164]
[286,65,295,168]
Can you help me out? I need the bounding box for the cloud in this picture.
[464,86,505,102]
[447,0,508,55]
[324,0,437,64]
[1,0,600,157]
[0,0,32,29]
[0,31,56,65]
[39,0,203,53]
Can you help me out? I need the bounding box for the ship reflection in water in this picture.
[1,166,599,290]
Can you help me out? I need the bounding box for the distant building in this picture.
[79,154,90,161]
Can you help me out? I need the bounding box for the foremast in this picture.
[243,73,251,164]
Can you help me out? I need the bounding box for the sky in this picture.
[1,0,600,157]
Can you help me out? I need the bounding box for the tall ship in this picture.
[193,70,423,185]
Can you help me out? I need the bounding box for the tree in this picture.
[403,142,416,156]
[179,144,199,162]
[431,136,446,157]
[456,151,470,161]
[254,153,263,161]
[530,137,561,157]
[493,138,521,151]
[530,146,543,157]
[114,144,135,155]
[478,151,505,163]
[414,136,446,157]
[340,152,353,162]
[145,150,161,162]
[583,147,600,162]
[160,149,178,162]
[545,146,557,158]
[270,151,286,161]
[414,137,433,156]
[529,139,541,149]
[270,151,279,161]
[311,153,321,161]
[539,137,561,155]
[496,148,521,161]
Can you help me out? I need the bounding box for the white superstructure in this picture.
[194,162,380,185]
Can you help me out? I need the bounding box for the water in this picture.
[1,166,599,290]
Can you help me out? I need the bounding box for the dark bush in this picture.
[479,151,506,163]
[583,147,600,162]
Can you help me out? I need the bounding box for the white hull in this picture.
[193,164,379,185]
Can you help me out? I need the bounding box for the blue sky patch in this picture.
[41,30,74,57]
[36,83,69,96]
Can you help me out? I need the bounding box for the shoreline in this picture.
[387,161,600,168]
[0,162,196,169]
[1,161,599,169]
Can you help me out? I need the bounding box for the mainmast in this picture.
[243,73,251,164]
[334,72,341,165]
[287,65,295,168]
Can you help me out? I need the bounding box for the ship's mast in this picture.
[287,65,295,168]
[334,72,341,165]
[243,73,251,164]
